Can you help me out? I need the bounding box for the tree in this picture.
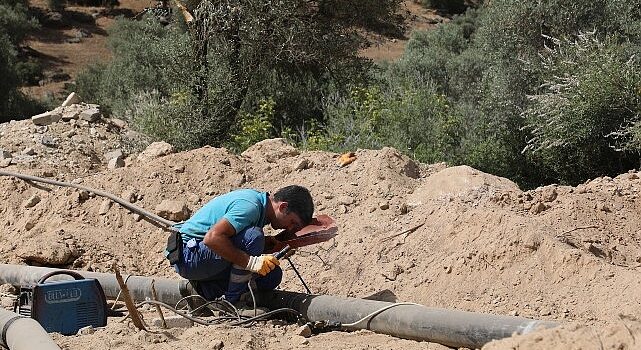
[0,0,40,122]
[79,0,402,149]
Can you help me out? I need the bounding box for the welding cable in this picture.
[285,257,311,294]
[135,300,300,327]
[174,294,238,317]
[340,302,421,330]
[0,170,178,229]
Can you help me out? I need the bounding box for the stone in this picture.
[379,201,390,210]
[0,150,11,160]
[138,141,175,161]
[79,108,101,122]
[17,237,79,265]
[541,186,557,202]
[0,159,11,168]
[295,324,312,338]
[77,325,95,335]
[208,340,224,350]
[152,315,193,329]
[121,190,136,203]
[338,195,355,205]
[105,149,124,161]
[338,204,348,214]
[107,157,125,169]
[64,130,76,138]
[62,110,80,121]
[23,195,41,208]
[109,118,127,129]
[155,200,191,221]
[41,135,57,147]
[98,199,111,215]
[22,147,36,156]
[31,111,61,126]
[294,158,308,171]
[529,202,546,214]
[61,92,82,107]
[24,221,35,230]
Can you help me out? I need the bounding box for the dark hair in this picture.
[273,185,314,225]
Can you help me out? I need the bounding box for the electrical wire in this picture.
[340,303,421,330]
[135,300,299,327]
[0,170,178,229]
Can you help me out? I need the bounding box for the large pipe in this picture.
[0,309,60,350]
[0,264,558,348]
[0,264,192,306]
[259,290,559,349]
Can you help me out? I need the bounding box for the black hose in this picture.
[0,170,178,229]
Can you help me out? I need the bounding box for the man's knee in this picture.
[235,226,265,255]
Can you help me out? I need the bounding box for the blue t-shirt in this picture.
[177,189,268,242]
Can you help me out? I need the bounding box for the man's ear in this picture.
[278,201,289,213]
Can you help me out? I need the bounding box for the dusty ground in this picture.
[0,108,640,349]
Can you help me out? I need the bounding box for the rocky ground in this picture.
[0,97,640,349]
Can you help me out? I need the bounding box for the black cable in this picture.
[286,257,312,294]
[135,300,300,327]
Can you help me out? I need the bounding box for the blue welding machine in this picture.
[15,270,108,335]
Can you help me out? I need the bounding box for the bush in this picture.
[522,32,641,184]
[320,76,464,164]
[14,58,42,85]
[389,0,641,188]
[0,0,43,121]
[229,98,276,152]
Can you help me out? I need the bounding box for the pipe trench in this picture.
[0,264,558,348]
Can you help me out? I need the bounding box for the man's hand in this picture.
[246,255,280,276]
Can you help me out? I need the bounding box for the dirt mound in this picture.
[1,118,641,349]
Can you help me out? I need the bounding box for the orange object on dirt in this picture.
[337,152,357,167]
[264,214,338,254]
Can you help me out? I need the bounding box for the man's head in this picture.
[269,185,314,232]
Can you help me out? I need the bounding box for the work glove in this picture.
[246,255,280,276]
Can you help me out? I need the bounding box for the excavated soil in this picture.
[1,112,641,349]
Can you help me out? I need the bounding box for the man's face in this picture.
[271,202,304,232]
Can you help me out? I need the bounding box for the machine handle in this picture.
[37,270,85,284]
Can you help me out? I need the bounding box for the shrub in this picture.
[0,0,43,121]
[229,98,276,152]
[522,32,641,184]
[321,76,464,165]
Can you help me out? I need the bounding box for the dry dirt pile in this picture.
[0,113,640,349]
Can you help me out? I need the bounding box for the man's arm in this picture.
[202,218,250,268]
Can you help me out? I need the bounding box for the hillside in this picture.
[20,0,444,103]
[0,103,639,349]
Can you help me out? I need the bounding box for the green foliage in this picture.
[229,98,276,152]
[0,0,43,121]
[78,0,399,150]
[320,78,463,164]
[14,58,42,85]
[388,0,641,188]
[522,32,641,184]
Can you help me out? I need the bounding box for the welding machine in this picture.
[15,270,107,335]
